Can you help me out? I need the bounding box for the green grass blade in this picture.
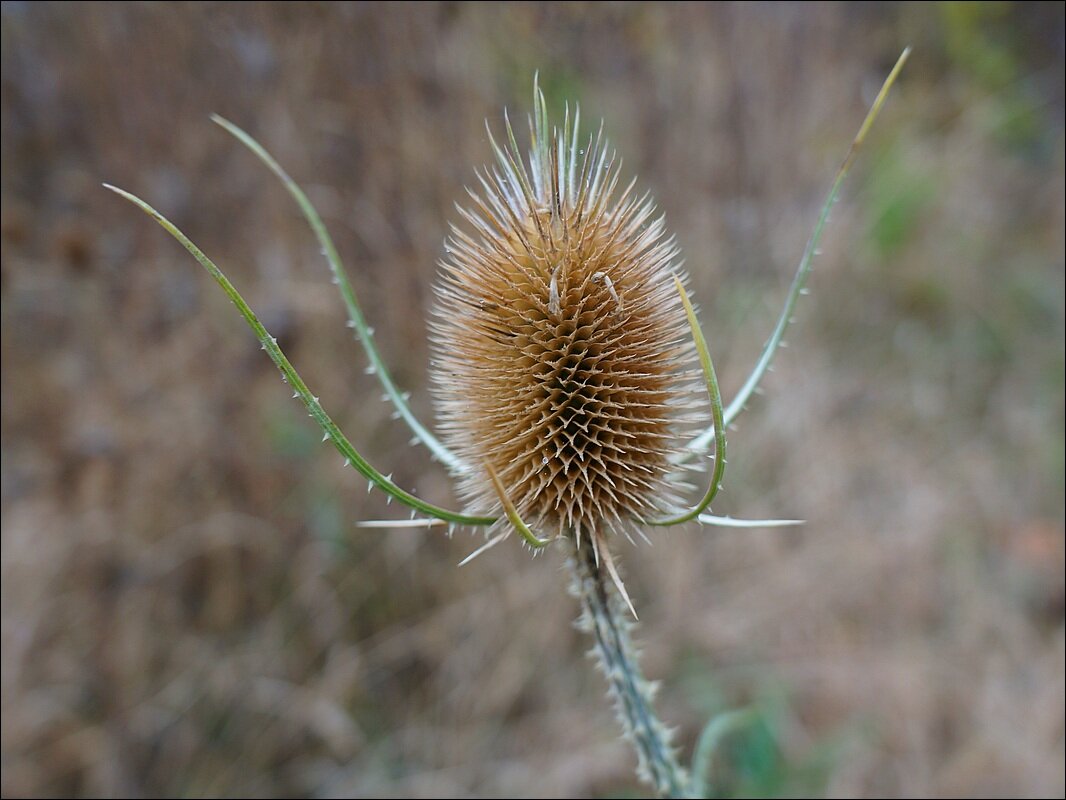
[210,115,466,474]
[104,183,495,527]
[686,47,911,456]
[646,276,726,527]
[689,708,759,797]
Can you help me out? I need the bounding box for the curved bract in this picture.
[684,46,911,458]
[643,277,726,527]
[210,115,467,475]
[102,185,493,527]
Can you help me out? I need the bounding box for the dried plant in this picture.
[106,49,908,798]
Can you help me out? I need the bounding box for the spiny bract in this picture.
[430,85,705,547]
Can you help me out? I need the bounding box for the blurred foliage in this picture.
[863,141,937,261]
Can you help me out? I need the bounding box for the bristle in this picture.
[430,103,701,537]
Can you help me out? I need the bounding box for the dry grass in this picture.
[2,3,1063,797]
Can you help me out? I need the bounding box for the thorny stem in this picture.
[570,541,690,798]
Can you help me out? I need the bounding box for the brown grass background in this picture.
[2,3,1063,797]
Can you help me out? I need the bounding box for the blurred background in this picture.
[2,3,1063,797]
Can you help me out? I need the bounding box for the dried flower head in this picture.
[431,87,702,547]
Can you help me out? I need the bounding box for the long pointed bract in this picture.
[210,115,466,474]
[697,514,804,528]
[104,184,495,527]
[354,518,447,528]
[685,47,911,457]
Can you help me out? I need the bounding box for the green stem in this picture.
[570,542,690,798]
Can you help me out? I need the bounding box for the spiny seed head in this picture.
[430,85,703,541]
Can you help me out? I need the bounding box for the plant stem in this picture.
[570,541,691,798]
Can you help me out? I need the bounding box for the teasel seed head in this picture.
[430,85,703,546]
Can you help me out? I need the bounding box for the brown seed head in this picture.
[430,90,702,542]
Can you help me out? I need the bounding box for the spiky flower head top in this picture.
[430,84,704,548]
